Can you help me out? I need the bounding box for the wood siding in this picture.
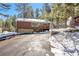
[74,18,79,26]
[16,21,49,32]
[16,21,32,29]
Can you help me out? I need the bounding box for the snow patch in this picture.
[49,32,79,56]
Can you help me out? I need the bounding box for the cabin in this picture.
[73,16,79,29]
[74,16,79,26]
[67,16,79,29]
[16,18,50,33]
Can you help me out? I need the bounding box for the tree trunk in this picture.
[56,18,59,28]
[49,18,54,36]
[64,18,67,28]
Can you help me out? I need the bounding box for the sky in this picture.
[0,3,43,19]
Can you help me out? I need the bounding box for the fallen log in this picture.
[49,28,79,35]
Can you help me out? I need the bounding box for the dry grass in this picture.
[0,28,2,32]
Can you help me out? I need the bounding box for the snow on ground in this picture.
[49,32,79,56]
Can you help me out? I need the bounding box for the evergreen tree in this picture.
[35,8,40,19]
[16,3,34,18]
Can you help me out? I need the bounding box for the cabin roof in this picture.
[16,18,51,23]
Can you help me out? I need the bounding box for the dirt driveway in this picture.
[0,32,54,56]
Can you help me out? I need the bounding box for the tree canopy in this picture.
[1,3,79,32]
